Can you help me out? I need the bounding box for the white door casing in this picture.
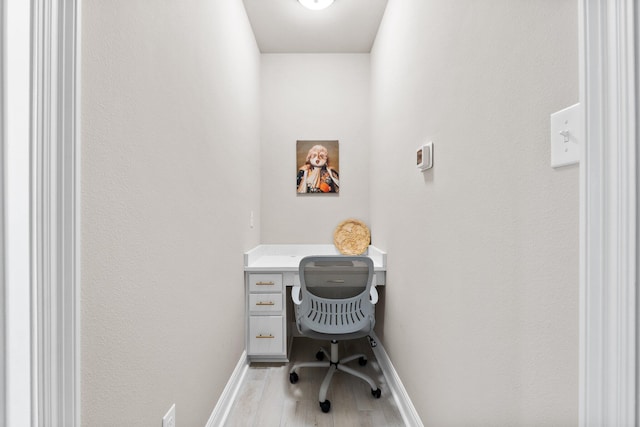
[579,0,637,426]
[32,0,81,426]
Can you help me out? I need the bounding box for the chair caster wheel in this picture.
[358,356,367,366]
[371,388,381,399]
[316,351,325,361]
[319,400,331,413]
[289,372,299,384]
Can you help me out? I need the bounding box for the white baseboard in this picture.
[370,333,424,427]
[206,351,249,427]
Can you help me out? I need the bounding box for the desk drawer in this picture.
[249,274,283,292]
[248,316,285,355]
[249,293,283,313]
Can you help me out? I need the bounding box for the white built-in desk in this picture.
[244,245,386,362]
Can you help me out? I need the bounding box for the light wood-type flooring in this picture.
[224,337,405,427]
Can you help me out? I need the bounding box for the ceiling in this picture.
[242,0,389,53]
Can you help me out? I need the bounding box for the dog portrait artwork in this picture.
[296,141,340,194]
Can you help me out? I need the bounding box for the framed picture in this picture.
[296,140,340,194]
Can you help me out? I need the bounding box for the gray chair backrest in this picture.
[297,256,375,335]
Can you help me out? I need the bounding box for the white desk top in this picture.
[244,244,386,272]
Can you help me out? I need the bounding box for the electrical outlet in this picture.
[162,404,175,427]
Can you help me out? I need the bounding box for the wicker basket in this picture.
[333,219,371,255]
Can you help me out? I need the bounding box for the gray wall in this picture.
[370,0,580,425]
[81,1,261,425]
[260,54,371,243]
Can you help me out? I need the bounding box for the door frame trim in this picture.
[32,0,81,425]
[579,0,637,425]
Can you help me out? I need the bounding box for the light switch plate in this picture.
[416,142,433,171]
[550,103,581,168]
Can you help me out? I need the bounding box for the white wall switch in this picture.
[417,142,433,171]
[163,404,176,427]
[550,103,581,168]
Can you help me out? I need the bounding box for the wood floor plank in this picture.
[224,378,264,427]
[279,397,299,426]
[331,374,372,427]
[254,367,287,426]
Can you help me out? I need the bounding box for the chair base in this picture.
[289,340,382,413]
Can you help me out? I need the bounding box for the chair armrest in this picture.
[369,286,378,304]
[292,286,302,305]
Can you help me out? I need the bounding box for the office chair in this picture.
[289,255,381,413]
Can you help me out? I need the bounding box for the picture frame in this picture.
[296,140,340,194]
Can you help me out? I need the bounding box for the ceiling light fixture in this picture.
[298,0,334,11]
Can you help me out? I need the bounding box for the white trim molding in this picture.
[5,0,34,424]
[32,0,80,426]
[370,333,424,427]
[579,0,637,426]
[0,0,8,425]
[206,351,249,427]
[0,1,6,423]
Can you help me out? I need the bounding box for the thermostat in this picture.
[416,142,433,171]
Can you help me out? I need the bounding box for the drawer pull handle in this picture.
[256,281,275,286]
[256,301,275,306]
[256,334,275,339]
